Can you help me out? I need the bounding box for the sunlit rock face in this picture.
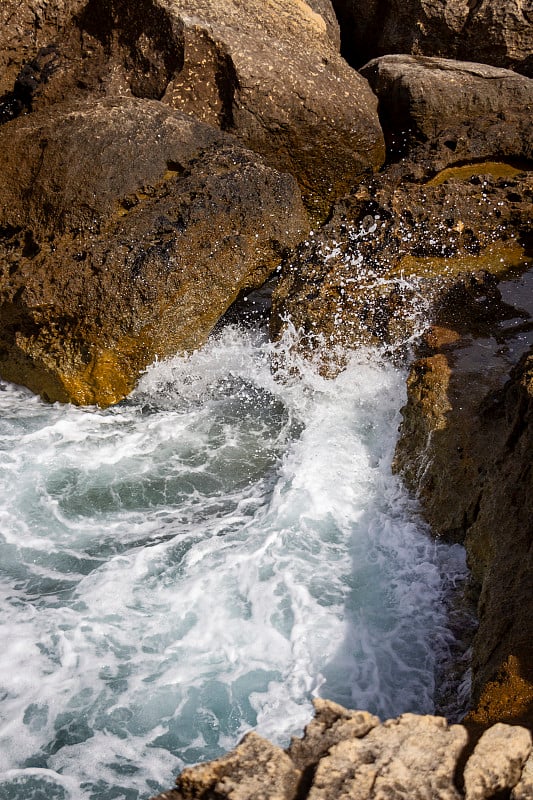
[0,97,308,406]
[361,55,533,164]
[0,0,385,217]
[151,698,533,800]
[332,0,533,77]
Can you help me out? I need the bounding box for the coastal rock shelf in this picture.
[152,699,533,800]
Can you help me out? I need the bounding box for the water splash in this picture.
[0,325,471,799]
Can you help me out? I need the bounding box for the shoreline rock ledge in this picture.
[151,698,533,800]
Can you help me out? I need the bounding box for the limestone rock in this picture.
[0,96,308,406]
[332,0,533,76]
[360,55,533,165]
[147,0,385,215]
[308,713,467,800]
[0,0,83,97]
[463,723,532,800]
[395,320,533,725]
[0,0,385,216]
[175,731,301,800]
[152,706,533,800]
[288,698,379,771]
[271,163,533,358]
[512,751,533,800]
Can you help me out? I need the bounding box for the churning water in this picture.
[0,324,470,800]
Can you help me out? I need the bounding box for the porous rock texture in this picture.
[271,162,533,359]
[0,96,308,406]
[0,0,385,216]
[271,54,533,357]
[360,55,533,164]
[395,323,533,728]
[0,0,85,97]
[332,0,533,77]
[150,698,533,800]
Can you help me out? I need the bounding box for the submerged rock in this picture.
[0,96,308,406]
[150,699,532,800]
[332,0,533,76]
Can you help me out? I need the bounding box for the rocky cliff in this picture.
[151,698,533,800]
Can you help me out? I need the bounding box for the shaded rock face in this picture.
[0,0,385,216]
[0,1,83,98]
[151,698,533,800]
[332,0,533,77]
[394,266,533,727]
[361,55,533,164]
[0,97,308,406]
[271,163,533,359]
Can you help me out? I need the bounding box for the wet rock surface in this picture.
[332,0,533,76]
[150,699,532,800]
[0,96,307,406]
[271,162,532,359]
[394,269,533,727]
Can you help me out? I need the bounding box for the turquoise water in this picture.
[0,324,469,799]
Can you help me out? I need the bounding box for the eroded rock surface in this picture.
[394,280,533,726]
[271,162,532,359]
[361,55,533,164]
[463,723,532,800]
[0,0,385,215]
[332,0,533,76]
[150,699,532,800]
[0,97,308,406]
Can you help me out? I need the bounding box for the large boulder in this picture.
[332,0,533,76]
[0,0,385,216]
[0,96,308,406]
[360,55,533,164]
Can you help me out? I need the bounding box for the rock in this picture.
[152,710,469,800]
[512,751,533,799]
[271,162,533,359]
[332,0,533,77]
[0,1,83,97]
[308,714,466,800]
[288,698,379,771]
[360,55,533,164]
[463,723,532,800]
[0,96,308,406]
[174,731,301,800]
[152,704,533,800]
[394,305,533,726]
[129,0,385,216]
[0,0,385,216]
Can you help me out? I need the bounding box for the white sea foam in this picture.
[0,325,470,799]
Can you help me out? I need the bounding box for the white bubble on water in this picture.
[0,325,471,799]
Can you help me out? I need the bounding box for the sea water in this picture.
[0,323,471,800]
